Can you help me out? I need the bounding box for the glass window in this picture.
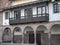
[46,6,49,14]
[53,3,60,13]
[14,10,20,19]
[42,7,45,14]
[24,8,32,18]
[21,9,25,19]
[5,12,10,19]
[32,7,37,17]
[38,7,41,14]
[24,9,28,18]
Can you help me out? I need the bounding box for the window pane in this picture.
[53,3,59,13]
[32,7,37,17]
[46,6,48,14]
[38,7,41,14]
[24,8,32,18]
[5,12,10,19]
[14,10,20,19]
[42,7,45,14]
[21,9,25,19]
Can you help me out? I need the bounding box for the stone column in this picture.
[48,31,51,45]
[34,30,36,45]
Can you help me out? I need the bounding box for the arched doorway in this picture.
[51,24,60,45]
[36,25,48,45]
[13,27,22,43]
[2,28,11,43]
[23,26,34,44]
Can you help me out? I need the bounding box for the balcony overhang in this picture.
[9,14,49,25]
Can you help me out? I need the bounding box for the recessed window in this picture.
[14,10,20,19]
[32,7,46,17]
[23,8,32,19]
[5,12,10,19]
[53,3,60,13]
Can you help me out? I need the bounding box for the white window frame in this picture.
[4,11,10,20]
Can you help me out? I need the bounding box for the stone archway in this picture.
[13,27,22,43]
[23,26,34,44]
[50,24,60,45]
[2,27,11,43]
[36,25,49,45]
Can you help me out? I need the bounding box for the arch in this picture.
[13,27,21,32]
[36,25,48,45]
[50,24,60,34]
[13,27,22,43]
[2,27,11,43]
[50,24,60,45]
[23,26,34,43]
[24,26,33,31]
[36,25,47,31]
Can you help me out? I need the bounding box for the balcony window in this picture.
[24,8,32,18]
[42,7,46,16]
[14,10,20,19]
[5,11,10,19]
[24,9,28,18]
[21,9,25,19]
[32,7,46,17]
[42,7,45,14]
[32,7,37,17]
[37,7,42,17]
[53,3,60,13]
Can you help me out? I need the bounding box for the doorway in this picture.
[36,31,42,45]
[29,31,34,43]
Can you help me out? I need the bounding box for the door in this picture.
[36,32,41,45]
[29,33,34,43]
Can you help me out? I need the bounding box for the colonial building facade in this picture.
[0,0,60,45]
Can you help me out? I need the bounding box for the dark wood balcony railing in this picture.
[9,14,49,25]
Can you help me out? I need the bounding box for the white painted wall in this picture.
[3,12,9,25]
[49,2,60,21]
[3,11,14,25]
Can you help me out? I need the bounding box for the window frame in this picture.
[14,9,21,19]
[32,6,46,17]
[53,3,60,13]
[5,11,10,20]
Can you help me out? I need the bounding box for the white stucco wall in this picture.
[3,12,9,25]
[3,11,14,25]
[49,2,60,21]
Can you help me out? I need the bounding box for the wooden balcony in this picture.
[9,14,49,25]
